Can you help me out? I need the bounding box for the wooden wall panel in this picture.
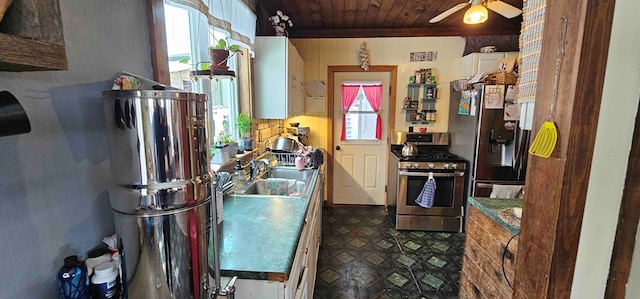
[459,275,482,299]
[513,0,617,297]
[460,205,518,298]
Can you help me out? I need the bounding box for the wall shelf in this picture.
[0,0,68,72]
[404,83,438,123]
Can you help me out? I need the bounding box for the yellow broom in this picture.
[529,18,567,158]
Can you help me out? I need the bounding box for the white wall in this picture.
[0,1,152,297]
[288,37,466,149]
[571,0,640,298]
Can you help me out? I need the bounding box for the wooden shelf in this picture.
[0,0,68,72]
[0,33,68,71]
[407,83,437,87]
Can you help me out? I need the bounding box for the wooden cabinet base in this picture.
[459,205,518,298]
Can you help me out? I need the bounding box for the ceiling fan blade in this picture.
[429,2,470,23]
[486,0,522,19]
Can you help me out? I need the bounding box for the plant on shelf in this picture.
[211,129,238,164]
[209,39,242,71]
[236,112,254,151]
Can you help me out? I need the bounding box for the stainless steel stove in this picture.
[387,132,467,232]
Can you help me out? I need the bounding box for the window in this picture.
[164,3,241,144]
[341,82,383,141]
[345,87,378,140]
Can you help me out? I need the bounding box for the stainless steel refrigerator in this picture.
[447,82,530,198]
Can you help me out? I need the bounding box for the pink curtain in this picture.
[362,84,383,139]
[340,85,361,141]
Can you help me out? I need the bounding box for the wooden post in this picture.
[513,0,617,297]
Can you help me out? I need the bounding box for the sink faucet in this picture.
[249,154,271,182]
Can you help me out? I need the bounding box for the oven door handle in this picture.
[398,171,464,177]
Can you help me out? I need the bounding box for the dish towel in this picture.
[490,185,524,199]
[415,178,436,208]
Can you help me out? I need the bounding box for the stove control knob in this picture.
[451,164,458,169]
[444,163,450,169]
[413,163,420,169]
[428,163,435,169]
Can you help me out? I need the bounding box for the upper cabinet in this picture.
[461,52,518,79]
[0,0,68,71]
[254,36,305,119]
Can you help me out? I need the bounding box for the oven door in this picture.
[396,170,465,216]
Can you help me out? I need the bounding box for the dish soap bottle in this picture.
[232,159,247,193]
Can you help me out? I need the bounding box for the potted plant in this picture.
[209,39,241,70]
[211,129,238,164]
[236,112,254,151]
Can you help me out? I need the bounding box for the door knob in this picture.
[335,146,341,151]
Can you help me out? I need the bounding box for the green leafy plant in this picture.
[236,112,253,138]
[209,39,240,53]
[216,130,234,145]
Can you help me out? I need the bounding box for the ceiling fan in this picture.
[429,0,522,24]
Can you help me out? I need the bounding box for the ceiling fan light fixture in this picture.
[463,4,488,24]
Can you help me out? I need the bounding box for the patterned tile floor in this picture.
[313,206,465,299]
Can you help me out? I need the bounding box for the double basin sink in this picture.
[238,167,315,198]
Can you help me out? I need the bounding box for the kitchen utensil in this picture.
[529,17,567,158]
[271,136,299,153]
[289,122,300,127]
[401,142,418,157]
[296,126,310,136]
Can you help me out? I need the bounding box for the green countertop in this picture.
[468,197,522,235]
[214,168,319,281]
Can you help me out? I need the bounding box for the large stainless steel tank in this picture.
[103,89,213,298]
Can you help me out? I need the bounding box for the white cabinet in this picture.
[461,52,519,79]
[255,36,306,119]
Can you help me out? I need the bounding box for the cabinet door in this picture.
[297,52,306,115]
[461,53,515,78]
[307,198,321,295]
[255,37,288,119]
[287,42,298,118]
[294,267,309,299]
[287,47,305,117]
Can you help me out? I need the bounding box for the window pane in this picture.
[347,87,374,112]
[164,4,241,147]
[164,4,192,89]
[345,112,377,140]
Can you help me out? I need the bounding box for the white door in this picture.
[332,72,390,205]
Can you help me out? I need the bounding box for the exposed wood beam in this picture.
[287,26,521,38]
[512,0,617,297]
[146,0,170,84]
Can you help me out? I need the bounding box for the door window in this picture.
[342,83,382,141]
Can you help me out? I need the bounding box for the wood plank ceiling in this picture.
[256,0,523,38]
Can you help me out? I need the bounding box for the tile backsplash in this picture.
[253,119,284,152]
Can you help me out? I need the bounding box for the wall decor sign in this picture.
[410,51,438,62]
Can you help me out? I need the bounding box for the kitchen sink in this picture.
[265,167,315,183]
[243,179,308,197]
[238,167,315,197]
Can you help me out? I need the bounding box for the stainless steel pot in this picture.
[271,136,298,153]
[402,142,418,157]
